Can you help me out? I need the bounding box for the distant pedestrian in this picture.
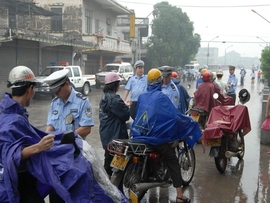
[257,70,262,83]
[250,70,255,86]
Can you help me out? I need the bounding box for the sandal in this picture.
[176,196,191,203]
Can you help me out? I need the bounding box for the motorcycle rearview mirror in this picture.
[61,130,80,155]
[213,93,219,99]
[61,130,75,144]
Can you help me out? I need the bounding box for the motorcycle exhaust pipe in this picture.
[225,151,240,158]
[133,182,171,192]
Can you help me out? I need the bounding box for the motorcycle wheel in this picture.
[214,137,227,173]
[237,130,245,160]
[179,147,196,186]
[119,160,147,202]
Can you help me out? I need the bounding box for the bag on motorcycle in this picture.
[261,118,270,131]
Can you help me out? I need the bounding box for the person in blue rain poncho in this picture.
[0,66,128,203]
[131,68,201,203]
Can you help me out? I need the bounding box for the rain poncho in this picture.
[0,93,128,203]
[131,84,201,147]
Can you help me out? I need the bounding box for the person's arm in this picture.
[123,89,130,101]
[265,93,270,118]
[21,134,55,160]
[45,125,55,132]
[76,126,91,138]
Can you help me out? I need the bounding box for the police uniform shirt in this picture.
[227,74,238,94]
[161,80,180,109]
[125,74,147,102]
[47,88,94,132]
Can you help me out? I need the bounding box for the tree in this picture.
[260,46,270,84]
[146,1,201,68]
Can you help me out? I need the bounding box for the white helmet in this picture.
[7,66,39,88]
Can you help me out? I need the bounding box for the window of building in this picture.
[51,8,62,31]
[106,18,112,35]
[85,9,93,33]
[95,19,99,33]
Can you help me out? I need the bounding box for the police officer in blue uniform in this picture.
[44,69,95,203]
[158,66,180,109]
[44,69,94,138]
[123,60,148,119]
[227,65,238,104]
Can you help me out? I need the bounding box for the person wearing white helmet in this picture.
[123,60,147,119]
[99,72,130,179]
[216,69,228,94]
[0,66,55,202]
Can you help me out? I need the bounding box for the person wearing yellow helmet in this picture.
[131,68,201,203]
[196,67,208,89]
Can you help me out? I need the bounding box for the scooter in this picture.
[202,89,251,173]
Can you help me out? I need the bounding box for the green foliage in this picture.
[146,1,201,68]
[260,46,270,82]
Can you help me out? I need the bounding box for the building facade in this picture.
[0,0,134,92]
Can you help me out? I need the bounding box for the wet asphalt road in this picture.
[28,69,270,203]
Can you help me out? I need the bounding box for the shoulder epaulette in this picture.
[171,84,176,91]
[76,92,86,100]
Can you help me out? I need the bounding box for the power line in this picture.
[117,1,270,8]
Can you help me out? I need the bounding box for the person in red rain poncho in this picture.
[194,71,234,114]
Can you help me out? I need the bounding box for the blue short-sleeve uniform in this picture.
[125,74,147,101]
[161,80,180,109]
[47,88,94,132]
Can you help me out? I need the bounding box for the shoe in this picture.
[176,196,191,203]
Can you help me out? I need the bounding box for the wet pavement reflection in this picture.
[28,69,270,203]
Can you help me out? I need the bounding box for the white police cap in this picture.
[134,60,144,68]
[44,69,69,93]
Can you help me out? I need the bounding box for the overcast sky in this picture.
[117,0,270,58]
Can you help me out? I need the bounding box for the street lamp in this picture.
[257,36,268,46]
[224,45,233,65]
[251,9,270,24]
[207,36,219,65]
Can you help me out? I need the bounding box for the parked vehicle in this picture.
[107,138,196,202]
[95,62,134,89]
[184,61,200,80]
[35,62,95,96]
[202,90,251,173]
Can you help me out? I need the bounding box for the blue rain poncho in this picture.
[131,84,201,147]
[0,93,128,203]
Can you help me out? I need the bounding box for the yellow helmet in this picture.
[147,68,163,85]
[201,68,207,74]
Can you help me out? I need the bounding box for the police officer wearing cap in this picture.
[158,66,180,109]
[45,69,94,138]
[227,65,238,104]
[44,69,94,202]
[123,60,147,119]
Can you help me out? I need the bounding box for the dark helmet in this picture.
[238,89,250,104]
[202,71,211,82]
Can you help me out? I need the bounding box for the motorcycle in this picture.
[107,138,196,202]
[186,97,209,131]
[202,90,251,173]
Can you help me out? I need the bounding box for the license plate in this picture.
[191,114,200,121]
[130,189,138,203]
[110,155,129,171]
[207,138,221,146]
